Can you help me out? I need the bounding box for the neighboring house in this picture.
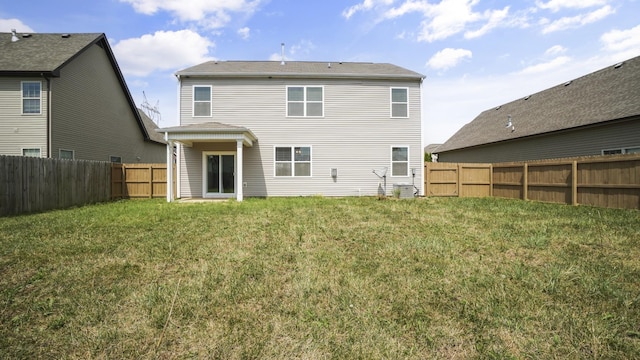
[0,30,165,162]
[436,55,640,163]
[159,61,424,201]
[424,143,442,162]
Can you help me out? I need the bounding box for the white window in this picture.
[22,148,41,157]
[390,87,408,118]
[193,86,212,117]
[22,81,41,114]
[287,86,323,117]
[602,146,640,155]
[110,156,122,163]
[391,146,409,176]
[275,146,311,177]
[59,149,74,160]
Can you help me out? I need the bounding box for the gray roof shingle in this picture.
[0,32,103,74]
[176,61,425,80]
[436,55,640,153]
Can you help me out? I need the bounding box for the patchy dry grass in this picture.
[1,197,639,359]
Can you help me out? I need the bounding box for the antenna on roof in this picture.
[11,29,19,42]
[280,43,285,65]
[141,91,162,126]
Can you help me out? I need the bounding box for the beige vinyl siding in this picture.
[50,43,165,162]
[178,77,422,197]
[0,77,48,156]
[437,118,640,163]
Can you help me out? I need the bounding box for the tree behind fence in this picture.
[0,156,111,216]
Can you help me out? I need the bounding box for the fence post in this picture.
[572,161,578,206]
[148,164,153,199]
[523,163,528,201]
[457,163,461,197]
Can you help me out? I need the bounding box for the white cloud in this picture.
[518,56,571,74]
[545,45,567,55]
[417,0,483,42]
[536,0,608,13]
[112,30,215,77]
[237,27,250,40]
[464,6,510,39]
[342,0,394,19]
[541,5,614,33]
[427,48,472,70]
[119,0,263,28]
[268,40,316,61]
[601,24,640,53]
[0,18,35,32]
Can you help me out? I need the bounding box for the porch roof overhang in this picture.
[157,122,257,147]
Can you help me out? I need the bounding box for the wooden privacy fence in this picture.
[425,154,640,210]
[0,155,112,216]
[111,163,173,199]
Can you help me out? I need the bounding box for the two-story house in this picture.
[0,31,165,162]
[159,61,424,201]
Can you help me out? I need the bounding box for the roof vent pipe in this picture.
[11,29,19,42]
[280,43,285,65]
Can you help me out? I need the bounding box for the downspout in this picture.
[43,74,52,158]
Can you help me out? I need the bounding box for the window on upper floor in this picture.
[193,85,212,117]
[275,146,312,177]
[287,86,323,117]
[22,81,41,114]
[22,148,41,157]
[391,146,409,176]
[390,87,408,118]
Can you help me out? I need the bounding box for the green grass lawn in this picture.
[1,197,639,359]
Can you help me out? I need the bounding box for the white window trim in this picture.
[602,146,640,155]
[274,145,313,177]
[22,147,42,157]
[390,145,410,177]
[192,85,212,117]
[59,149,75,160]
[21,81,42,115]
[286,86,324,118]
[202,151,236,198]
[390,87,409,118]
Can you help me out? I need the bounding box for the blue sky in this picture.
[2,0,639,146]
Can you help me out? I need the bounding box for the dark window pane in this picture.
[276,147,291,161]
[307,87,322,101]
[391,88,407,102]
[295,163,311,176]
[288,87,304,101]
[307,103,323,117]
[294,147,310,161]
[194,87,211,101]
[276,163,292,176]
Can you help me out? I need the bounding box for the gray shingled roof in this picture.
[0,32,103,74]
[436,55,640,153]
[176,61,425,80]
[137,109,166,144]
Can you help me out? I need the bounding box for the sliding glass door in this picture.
[204,153,235,197]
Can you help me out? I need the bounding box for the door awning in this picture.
[157,122,257,147]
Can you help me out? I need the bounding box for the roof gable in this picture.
[176,61,425,80]
[437,55,640,153]
[0,32,157,145]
